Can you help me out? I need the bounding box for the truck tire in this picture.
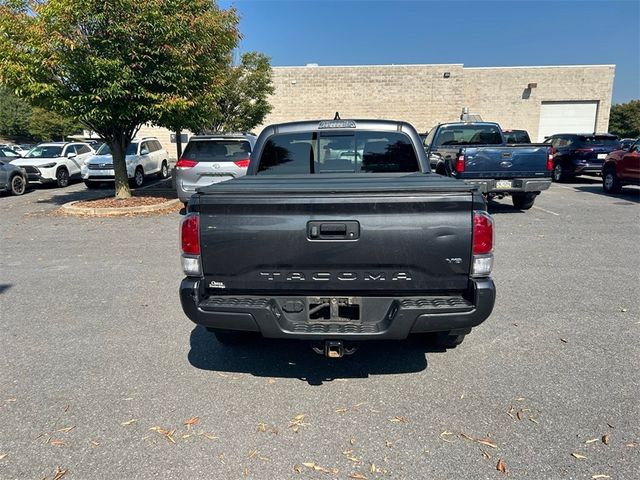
[129,167,144,188]
[209,328,255,345]
[56,167,70,187]
[158,161,169,179]
[602,167,622,194]
[552,162,569,182]
[512,192,537,210]
[434,331,466,348]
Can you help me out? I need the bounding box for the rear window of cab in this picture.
[256,131,419,174]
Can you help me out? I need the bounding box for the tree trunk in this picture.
[112,133,132,199]
[175,130,183,159]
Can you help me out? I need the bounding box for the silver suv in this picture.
[175,133,257,204]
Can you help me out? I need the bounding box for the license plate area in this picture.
[597,153,606,159]
[308,297,361,323]
[495,180,512,189]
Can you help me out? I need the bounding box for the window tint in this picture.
[153,140,162,151]
[78,145,91,154]
[257,131,419,175]
[503,130,530,143]
[0,148,19,157]
[140,142,150,155]
[182,140,251,162]
[65,145,77,155]
[434,125,503,146]
[424,127,436,147]
[577,136,620,148]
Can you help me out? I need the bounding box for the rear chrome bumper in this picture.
[464,178,551,194]
[179,278,496,340]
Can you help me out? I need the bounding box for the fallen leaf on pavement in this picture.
[560,338,568,343]
[302,462,338,474]
[53,467,68,480]
[592,475,610,479]
[293,464,303,473]
[289,414,307,432]
[620,308,627,312]
[0,454,7,460]
[477,438,498,449]
[57,426,75,433]
[571,453,587,459]
[625,443,636,448]
[257,423,267,433]
[248,448,257,458]
[203,434,218,440]
[243,467,250,476]
[90,441,100,447]
[349,473,367,479]
[440,431,455,443]
[529,418,539,424]
[390,416,408,423]
[602,434,610,445]
[184,417,199,429]
[335,408,349,414]
[370,463,378,473]
[515,397,525,401]
[385,441,393,448]
[516,410,524,421]
[350,438,356,445]
[480,448,492,460]
[496,458,507,473]
[585,438,599,444]
[460,432,475,441]
[121,419,137,426]
[266,378,276,384]
[49,440,65,447]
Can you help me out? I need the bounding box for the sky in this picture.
[220,0,640,104]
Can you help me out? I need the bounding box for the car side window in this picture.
[65,145,77,156]
[78,145,91,154]
[140,142,150,155]
[424,127,436,147]
[153,141,162,152]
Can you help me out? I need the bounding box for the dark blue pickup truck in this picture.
[423,122,553,210]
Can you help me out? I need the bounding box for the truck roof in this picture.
[265,119,413,134]
[437,121,501,128]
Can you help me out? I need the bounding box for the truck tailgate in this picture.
[462,145,550,178]
[196,174,476,294]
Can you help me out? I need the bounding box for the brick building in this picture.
[141,63,615,159]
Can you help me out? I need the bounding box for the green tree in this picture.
[0,87,31,138]
[0,0,239,199]
[205,52,274,133]
[29,107,83,141]
[609,100,640,139]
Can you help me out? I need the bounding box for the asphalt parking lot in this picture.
[1,178,638,479]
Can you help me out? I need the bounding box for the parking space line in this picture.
[532,205,560,216]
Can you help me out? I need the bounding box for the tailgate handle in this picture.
[308,221,359,240]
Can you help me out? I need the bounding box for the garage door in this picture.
[537,101,598,141]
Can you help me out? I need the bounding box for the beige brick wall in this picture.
[140,63,615,145]
[261,64,465,133]
[463,65,615,141]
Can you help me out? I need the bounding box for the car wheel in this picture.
[130,167,144,188]
[84,181,100,189]
[208,328,256,345]
[512,192,537,210]
[602,168,622,194]
[433,331,466,348]
[158,161,169,179]
[10,174,26,196]
[552,163,564,182]
[56,168,69,187]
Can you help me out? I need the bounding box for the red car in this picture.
[602,140,640,193]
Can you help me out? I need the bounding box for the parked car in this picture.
[423,121,552,210]
[0,154,28,196]
[601,139,640,193]
[81,137,169,188]
[175,133,257,204]
[502,129,531,144]
[179,119,496,355]
[619,138,638,151]
[543,133,621,182]
[10,142,94,187]
[0,146,22,159]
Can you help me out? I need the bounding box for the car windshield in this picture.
[95,143,138,155]
[577,136,620,147]
[503,130,530,143]
[435,125,503,146]
[182,140,251,162]
[257,131,419,175]
[26,145,63,158]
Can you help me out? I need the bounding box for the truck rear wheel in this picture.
[208,328,255,345]
[433,331,467,348]
[512,192,537,210]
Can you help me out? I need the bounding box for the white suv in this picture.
[81,137,169,188]
[11,142,95,187]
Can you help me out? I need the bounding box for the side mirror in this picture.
[67,152,77,159]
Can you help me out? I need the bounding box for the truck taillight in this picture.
[234,158,250,168]
[180,213,202,276]
[176,158,198,169]
[472,211,494,277]
[455,154,465,173]
[547,147,554,171]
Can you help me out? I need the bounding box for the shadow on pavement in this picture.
[573,185,640,204]
[188,326,435,385]
[0,284,12,295]
[486,201,525,215]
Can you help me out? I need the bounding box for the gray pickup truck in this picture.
[179,119,496,357]
[424,122,553,210]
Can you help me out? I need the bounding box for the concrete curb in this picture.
[59,198,181,217]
